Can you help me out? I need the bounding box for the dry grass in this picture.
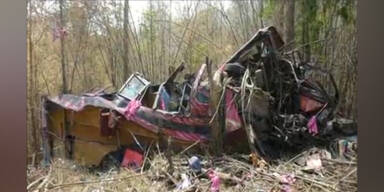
[27,146,357,192]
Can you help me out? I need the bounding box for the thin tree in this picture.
[123,0,130,81]
[59,0,70,159]
[28,0,39,161]
[59,0,68,93]
[284,0,295,49]
[206,57,224,155]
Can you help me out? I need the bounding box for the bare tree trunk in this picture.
[259,0,264,27]
[284,0,295,48]
[172,2,198,66]
[301,0,311,62]
[207,57,224,155]
[60,0,67,93]
[149,0,154,79]
[127,5,145,74]
[28,0,39,162]
[123,0,130,81]
[277,1,285,35]
[168,1,172,77]
[249,0,259,29]
[59,0,70,159]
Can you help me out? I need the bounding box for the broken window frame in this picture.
[118,73,150,101]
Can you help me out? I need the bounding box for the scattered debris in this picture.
[249,153,268,168]
[188,156,202,173]
[307,116,319,136]
[304,153,322,172]
[176,173,191,191]
[273,172,296,192]
[27,146,357,191]
[337,137,357,159]
[121,148,144,170]
[208,169,220,192]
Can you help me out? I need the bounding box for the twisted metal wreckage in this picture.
[41,26,356,167]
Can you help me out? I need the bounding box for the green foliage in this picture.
[141,8,158,42]
[263,0,277,20]
[337,0,355,24]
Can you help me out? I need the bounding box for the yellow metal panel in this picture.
[47,105,201,166]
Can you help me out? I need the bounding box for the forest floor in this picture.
[27,143,357,192]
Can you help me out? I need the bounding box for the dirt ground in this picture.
[27,144,357,192]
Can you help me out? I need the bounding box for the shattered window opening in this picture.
[119,74,149,101]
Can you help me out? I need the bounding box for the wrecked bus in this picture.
[41,26,353,167]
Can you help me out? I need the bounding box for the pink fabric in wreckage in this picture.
[159,98,166,110]
[190,98,209,117]
[208,169,220,192]
[190,88,242,133]
[225,89,242,132]
[123,99,141,120]
[307,115,318,135]
[122,99,208,142]
[190,86,210,117]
